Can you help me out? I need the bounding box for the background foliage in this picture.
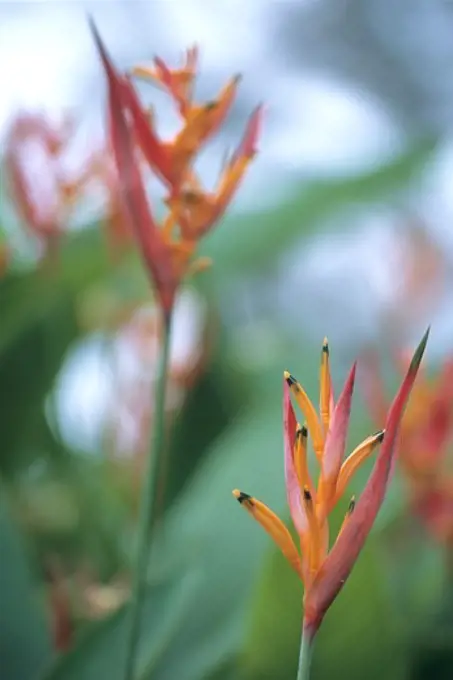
[2,2,453,679]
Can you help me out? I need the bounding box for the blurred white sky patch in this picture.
[266,74,399,174]
[54,333,111,455]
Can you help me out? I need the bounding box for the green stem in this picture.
[124,311,173,680]
[296,622,314,680]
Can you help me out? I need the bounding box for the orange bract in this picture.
[234,331,429,635]
[92,23,262,316]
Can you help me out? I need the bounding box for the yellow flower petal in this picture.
[232,490,303,580]
[319,338,331,434]
[284,371,324,461]
[294,424,314,497]
[303,487,324,582]
[335,430,385,502]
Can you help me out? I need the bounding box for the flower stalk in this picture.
[296,623,314,680]
[124,311,173,680]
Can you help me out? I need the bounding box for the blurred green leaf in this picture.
[0,493,52,680]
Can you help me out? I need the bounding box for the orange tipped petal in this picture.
[317,363,356,514]
[202,73,241,140]
[90,20,176,314]
[232,490,303,580]
[304,328,429,634]
[302,488,324,582]
[335,430,385,502]
[319,339,331,433]
[294,424,315,498]
[284,371,324,460]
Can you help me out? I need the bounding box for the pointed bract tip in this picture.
[232,489,252,504]
[322,337,329,354]
[233,73,243,84]
[87,15,102,46]
[88,16,116,77]
[409,326,430,374]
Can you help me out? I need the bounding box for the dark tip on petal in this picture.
[205,100,219,111]
[296,424,308,439]
[233,73,243,84]
[348,496,356,514]
[374,429,385,443]
[233,489,253,505]
[284,371,297,387]
[322,337,329,355]
[409,326,430,374]
[303,487,312,502]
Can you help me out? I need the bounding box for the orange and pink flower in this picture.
[233,330,429,641]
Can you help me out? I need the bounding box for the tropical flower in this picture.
[233,330,429,643]
[362,348,453,543]
[91,21,262,318]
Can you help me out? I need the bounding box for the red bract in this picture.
[91,23,177,315]
[233,329,429,644]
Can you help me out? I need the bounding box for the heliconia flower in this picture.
[233,329,429,644]
[362,346,453,543]
[90,20,262,318]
